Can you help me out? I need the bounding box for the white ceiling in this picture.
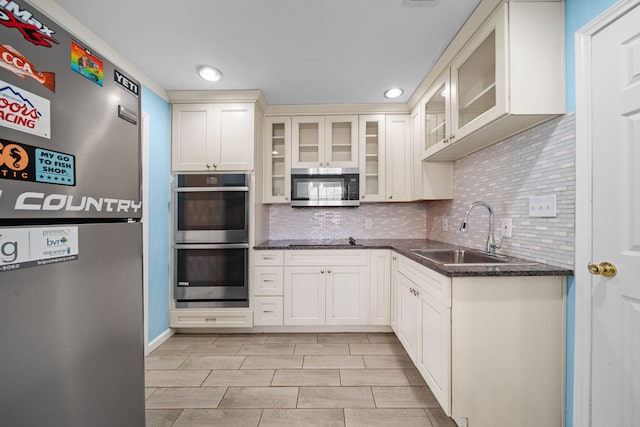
[52,0,482,105]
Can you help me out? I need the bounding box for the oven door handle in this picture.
[174,243,249,250]
[174,186,249,192]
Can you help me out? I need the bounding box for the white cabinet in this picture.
[391,252,565,427]
[253,250,284,326]
[283,266,327,325]
[172,103,255,171]
[390,253,399,333]
[170,309,253,328]
[292,115,358,168]
[358,115,386,202]
[396,272,420,359]
[369,250,391,325]
[423,1,565,161]
[263,117,291,203]
[385,115,412,202]
[283,250,369,326]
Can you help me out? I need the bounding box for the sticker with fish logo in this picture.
[0,1,59,48]
[0,138,75,186]
[0,79,50,138]
[0,44,55,92]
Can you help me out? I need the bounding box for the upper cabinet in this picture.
[292,115,358,168]
[422,1,565,161]
[385,115,412,202]
[263,117,292,203]
[358,115,386,202]
[172,102,255,171]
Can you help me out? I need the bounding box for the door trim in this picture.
[574,1,640,426]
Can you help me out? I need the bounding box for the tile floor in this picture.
[145,333,457,427]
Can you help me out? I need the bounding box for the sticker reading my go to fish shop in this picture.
[0,79,50,138]
[0,226,79,273]
[0,138,75,185]
[70,40,103,86]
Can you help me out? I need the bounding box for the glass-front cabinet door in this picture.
[450,4,507,141]
[325,115,358,168]
[292,116,325,168]
[358,115,386,202]
[264,117,291,203]
[423,70,451,159]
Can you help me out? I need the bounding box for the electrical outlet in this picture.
[364,218,372,230]
[442,218,449,231]
[528,195,557,217]
[500,218,512,238]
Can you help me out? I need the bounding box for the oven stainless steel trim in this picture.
[173,243,249,304]
[173,176,249,244]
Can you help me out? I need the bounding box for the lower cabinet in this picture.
[284,264,369,326]
[283,250,371,326]
[170,310,253,328]
[252,250,285,326]
[392,252,565,427]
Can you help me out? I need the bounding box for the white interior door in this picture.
[589,3,640,426]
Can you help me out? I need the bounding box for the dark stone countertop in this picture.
[253,238,574,278]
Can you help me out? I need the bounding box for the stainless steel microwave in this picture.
[291,168,359,207]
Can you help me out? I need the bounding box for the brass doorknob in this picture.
[588,261,617,278]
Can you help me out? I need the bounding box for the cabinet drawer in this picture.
[170,310,253,328]
[253,296,284,326]
[284,250,369,266]
[396,253,451,306]
[254,250,284,266]
[254,266,284,296]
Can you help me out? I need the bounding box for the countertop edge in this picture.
[253,239,574,278]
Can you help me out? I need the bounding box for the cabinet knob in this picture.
[443,139,449,144]
[206,164,211,169]
[389,195,393,199]
[213,163,218,168]
[285,197,289,200]
[326,162,330,166]
[320,269,325,274]
[449,135,455,140]
[392,256,397,261]
[327,269,331,274]
[320,162,324,167]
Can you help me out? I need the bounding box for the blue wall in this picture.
[141,86,171,343]
[564,1,617,426]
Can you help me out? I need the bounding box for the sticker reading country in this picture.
[0,79,50,138]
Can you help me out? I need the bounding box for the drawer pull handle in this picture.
[205,317,217,321]
[263,256,276,260]
[263,310,275,313]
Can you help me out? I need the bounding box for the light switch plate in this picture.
[528,195,557,217]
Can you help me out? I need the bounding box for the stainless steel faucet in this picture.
[459,201,503,255]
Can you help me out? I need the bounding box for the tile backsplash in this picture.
[263,113,575,269]
[427,113,575,268]
[266,202,428,240]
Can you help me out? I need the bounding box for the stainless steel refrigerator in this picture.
[0,2,144,426]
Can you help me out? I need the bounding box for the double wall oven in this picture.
[173,174,249,308]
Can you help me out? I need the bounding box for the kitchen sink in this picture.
[410,249,536,266]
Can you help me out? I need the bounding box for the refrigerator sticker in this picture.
[70,41,103,86]
[0,1,59,48]
[0,226,79,273]
[114,69,139,97]
[0,139,75,186]
[0,79,50,138]
[0,44,56,92]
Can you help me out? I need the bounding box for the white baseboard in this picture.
[145,328,174,356]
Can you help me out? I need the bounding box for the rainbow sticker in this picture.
[70,40,103,86]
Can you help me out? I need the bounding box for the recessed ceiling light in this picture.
[198,66,222,82]
[384,88,403,99]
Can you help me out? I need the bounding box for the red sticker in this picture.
[0,44,55,92]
